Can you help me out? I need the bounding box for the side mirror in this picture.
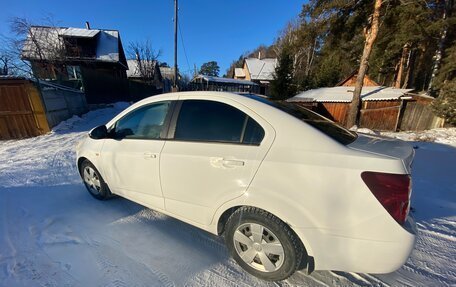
[89,125,108,139]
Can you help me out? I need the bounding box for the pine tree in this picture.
[433,80,456,125]
[346,0,383,128]
[270,47,296,100]
[433,43,456,125]
[199,61,220,77]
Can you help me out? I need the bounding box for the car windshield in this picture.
[240,94,358,145]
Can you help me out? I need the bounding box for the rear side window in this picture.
[239,94,357,145]
[273,102,357,145]
[174,100,264,145]
[242,117,265,145]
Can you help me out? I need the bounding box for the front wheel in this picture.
[224,207,304,281]
[80,160,112,200]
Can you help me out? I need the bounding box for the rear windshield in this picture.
[242,94,358,145]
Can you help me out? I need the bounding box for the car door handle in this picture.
[143,152,157,159]
[222,159,245,167]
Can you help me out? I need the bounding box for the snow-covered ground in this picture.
[1,105,455,287]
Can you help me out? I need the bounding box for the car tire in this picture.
[224,207,304,281]
[80,160,112,200]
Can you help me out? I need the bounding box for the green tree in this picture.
[270,47,296,100]
[433,42,456,125]
[199,61,220,77]
[433,80,456,125]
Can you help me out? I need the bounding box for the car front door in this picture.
[100,100,174,211]
[160,99,274,225]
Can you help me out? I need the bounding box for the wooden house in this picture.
[336,71,380,87]
[22,25,129,104]
[233,57,277,96]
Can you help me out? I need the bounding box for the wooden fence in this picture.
[359,100,402,131]
[294,97,444,132]
[0,78,49,140]
[0,77,89,140]
[39,82,88,127]
[399,101,445,131]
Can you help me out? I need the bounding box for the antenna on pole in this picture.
[173,0,179,91]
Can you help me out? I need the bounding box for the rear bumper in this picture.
[294,216,417,273]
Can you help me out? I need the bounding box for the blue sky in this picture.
[0,0,305,76]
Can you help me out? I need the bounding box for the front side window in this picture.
[113,101,171,139]
[174,100,264,145]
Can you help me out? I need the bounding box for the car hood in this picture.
[347,133,415,173]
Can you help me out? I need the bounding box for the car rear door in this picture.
[160,98,274,225]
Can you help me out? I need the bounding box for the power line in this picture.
[178,21,192,75]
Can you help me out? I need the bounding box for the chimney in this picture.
[85,21,91,30]
[258,51,261,59]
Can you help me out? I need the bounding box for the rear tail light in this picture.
[361,172,411,225]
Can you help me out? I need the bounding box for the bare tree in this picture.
[0,16,66,77]
[0,54,9,75]
[346,0,383,128]
[128,40,162,85]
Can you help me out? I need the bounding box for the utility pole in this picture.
[173,0,179,91]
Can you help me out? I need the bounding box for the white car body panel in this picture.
[76,91,416,275]
[160,96,275,225]
[100,139,166,209]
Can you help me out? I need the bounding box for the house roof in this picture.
[22,26,127,67]
[59,28,100,38]
[288,86,414,103]
[244,58,277,81]
[234,68,245,78]
[193,75,258,86]
[336,70,379,87]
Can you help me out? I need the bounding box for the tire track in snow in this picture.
[91,238,175,287]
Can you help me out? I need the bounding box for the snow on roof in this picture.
[288,86,414,103]
[193,75,258,85]
[244,58,277,81]
[22,26,124,65]
[95,30,120,62]
[234,68,245,78]
[59,28,99,38]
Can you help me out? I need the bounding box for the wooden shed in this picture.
[288,86,413,131]
[0,76,88,140]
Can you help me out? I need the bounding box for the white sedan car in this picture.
[76,92,416,281]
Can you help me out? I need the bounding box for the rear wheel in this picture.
[80,160,112,200]
[224,207,304,281]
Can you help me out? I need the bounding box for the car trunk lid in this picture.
[347,133,415,173]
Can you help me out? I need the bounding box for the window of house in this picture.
[174,100,264,145]
[113,101,171,140]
